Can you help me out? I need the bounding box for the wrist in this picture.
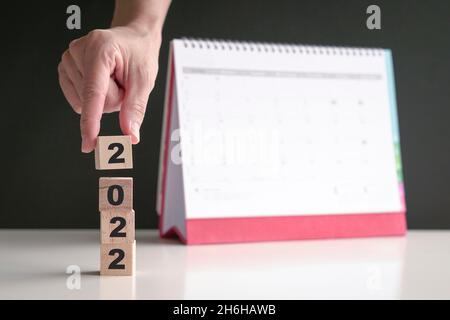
[111,0,170,46]
[125,20,162,41]
[112,20,162,46]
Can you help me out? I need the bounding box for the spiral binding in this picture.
[180,38,384,56]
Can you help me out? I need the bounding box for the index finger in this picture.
[80,53,111,153]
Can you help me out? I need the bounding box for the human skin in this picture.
[58,0,172,153]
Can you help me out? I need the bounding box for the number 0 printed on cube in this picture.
[99,177,133,211]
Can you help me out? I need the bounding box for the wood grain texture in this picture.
[100,210,135,244]
[95,136,133,170]
[100,241,136,276]
[99,177,133,211]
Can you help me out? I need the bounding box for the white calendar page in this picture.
[172,40,402,219]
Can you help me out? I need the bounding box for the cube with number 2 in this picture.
[95,136,133,170]
[100,241,135,276]
[100,210,135,244]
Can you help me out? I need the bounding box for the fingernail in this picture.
[130,121,140,143]
[81,137,90,153]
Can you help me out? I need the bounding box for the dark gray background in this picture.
[1,0,449,229]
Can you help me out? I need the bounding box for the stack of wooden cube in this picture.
[95,136,135,276]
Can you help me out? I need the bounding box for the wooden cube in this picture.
[95,136,133,170]
[100,210,135,244]
[100,241,136,276]
[99,177,133,211]
[100,276,136,299]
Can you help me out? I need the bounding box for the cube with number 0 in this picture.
[100,210,135,244]
[95,136,133,170]
[99,177,133,211]
[100,241,135,276]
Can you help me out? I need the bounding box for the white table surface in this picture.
[0,230,449,299]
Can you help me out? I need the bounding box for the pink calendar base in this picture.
[161,212,406,245]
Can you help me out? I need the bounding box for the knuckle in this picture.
[68,38,82,54]
[82,84,106,102]
[87,29,111,44]
[57,62,64,74]
[88,29,104,39]
[61,50,71,64]
[80,113,101,130]
[68,39,78,49]
[57,72,66,89]
[58,74,67,92]
[98,45,118,66]
[136,65,156,89]
[85,31,118,64]
[130,99,148,121]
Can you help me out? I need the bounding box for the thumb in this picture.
[119,66,154,144]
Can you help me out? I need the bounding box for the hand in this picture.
[58,26,161,152]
